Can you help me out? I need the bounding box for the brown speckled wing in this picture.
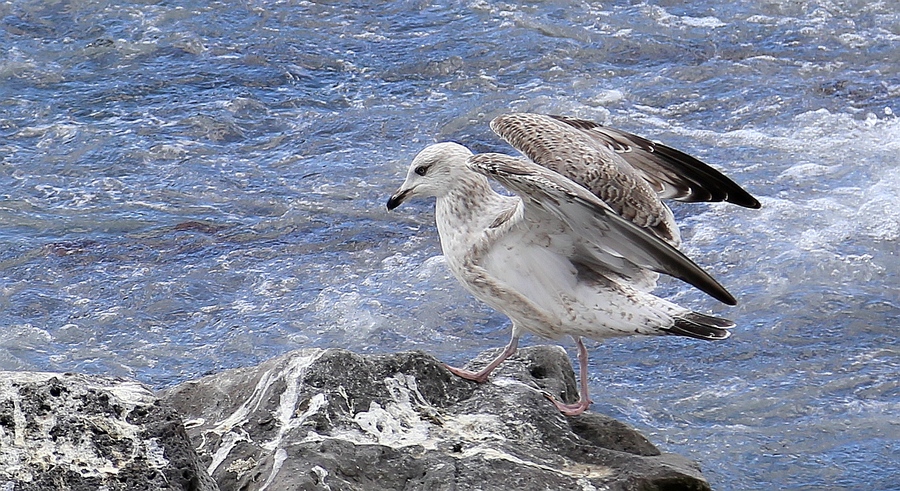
[489,113,680,244]
[547,115,761,209]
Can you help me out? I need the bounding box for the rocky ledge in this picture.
[1,347,711,491]
[0,371,216,491]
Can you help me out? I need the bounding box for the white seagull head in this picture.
[386,142,473,210]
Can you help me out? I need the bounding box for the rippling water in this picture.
[2,1,899,489]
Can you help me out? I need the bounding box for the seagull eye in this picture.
[414,165,428,176]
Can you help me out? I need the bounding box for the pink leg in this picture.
[445,335,519,383]
[544,337,593,416]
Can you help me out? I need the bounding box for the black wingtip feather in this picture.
[668,312,734,340]
[649,142,761,209]
[663,257,737,306]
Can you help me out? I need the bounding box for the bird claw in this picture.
[443,363,490,383]
[541,390,591,417]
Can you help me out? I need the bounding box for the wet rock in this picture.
[162,346,711,491]
[0,372,218,491]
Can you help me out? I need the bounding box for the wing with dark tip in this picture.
[547,115,761,208]
[467,152,737,306]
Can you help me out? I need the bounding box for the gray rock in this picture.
[161,346,711,491]
[0,372,218,491]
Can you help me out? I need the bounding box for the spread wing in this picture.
[489,113,673,241]
[467,152,737,306]
[491,113,761,210]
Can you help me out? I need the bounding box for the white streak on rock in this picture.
[205,350,326,474]
[353,374,434,448]
[207,430,250,476]
[440,413,506,443]
[310,465,332,490]
[211,367,279,434]
[106,380,157,407]
[461,446,613,479]
[577,477,602,491]
[259,448,288,491]
[12,396,26,447]
[262,351,330,452]
[145,438,169,471]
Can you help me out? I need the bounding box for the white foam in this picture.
[679,15,726,28]
[640,4,726,29]
[660,109,900,324]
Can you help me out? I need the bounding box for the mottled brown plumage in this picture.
[490,113,760,245]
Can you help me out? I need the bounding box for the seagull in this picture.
[387,113,759,416]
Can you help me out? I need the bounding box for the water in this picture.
[1,0,898,489]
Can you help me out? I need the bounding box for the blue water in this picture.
[2,1,899,489]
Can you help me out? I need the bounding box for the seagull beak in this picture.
[386,187,411,211]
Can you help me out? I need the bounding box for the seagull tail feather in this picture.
[667,311,735,340]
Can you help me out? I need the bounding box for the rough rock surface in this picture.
[162,346,711,491]
[0,371,218,491]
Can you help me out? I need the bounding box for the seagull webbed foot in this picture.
[543,336,594,417]
[443,364,492,383]
[541,390,593,417]
[443,334,520,384]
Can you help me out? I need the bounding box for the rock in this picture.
[161,346,711,491]
[0,348,712,490]
[0,372,218,491]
